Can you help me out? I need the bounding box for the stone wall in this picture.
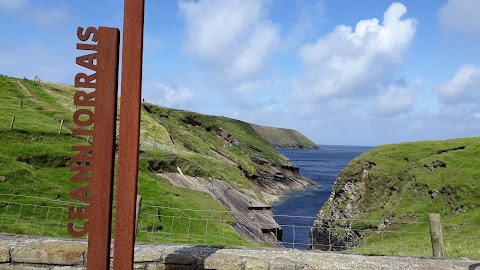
[0,233,478,270]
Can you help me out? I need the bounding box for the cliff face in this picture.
[239,153,314,204]
[150,143,313,243]
[250,124,319,149]
[311,160,375,250]
[310,138,480,252]
[142,103,314,201]
[142,103,314,243]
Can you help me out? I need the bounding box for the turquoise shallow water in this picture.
[273,145,372,249]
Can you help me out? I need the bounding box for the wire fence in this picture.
[0,194,84,238]
[0,193,479,259]
[139,135,175,153]
[136,205,248,247]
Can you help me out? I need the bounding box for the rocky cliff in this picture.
[310,138,480,256]
[142,103,315,243]
[311,160,375,250]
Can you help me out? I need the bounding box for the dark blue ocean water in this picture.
[272,145,372,249]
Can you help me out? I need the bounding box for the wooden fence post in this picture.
[87,126,92,143]
[135,195,143,237]
[58,119,64,134]
[10,115,15,130]
[428,213,444,257]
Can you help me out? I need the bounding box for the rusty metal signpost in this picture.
[114,0,145,269]
[69,0,145,269]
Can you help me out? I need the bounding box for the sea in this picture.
[272,145,373,249]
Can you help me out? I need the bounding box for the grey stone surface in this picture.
[268,258,296,270]
[134,244,165,262]
[11,240,85,265]
[163,250,196,265]
[133,263,147,269]
[146,263,167,270]
[244,258,269,270]
[51,266,86,270]
[0,233,479,270]
[203,250,244,270]
[0,245,9,263]
[0,265,50,269]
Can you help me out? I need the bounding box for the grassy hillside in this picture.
[312,137,480,258]
[0,74,306,246]
[141,104,287,186]
[250,124,318,149]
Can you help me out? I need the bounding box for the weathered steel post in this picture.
[113,0,145,268]
[89,27,120,269]
[70,26,120,269]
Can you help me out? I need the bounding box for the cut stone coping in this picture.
[0,233,478,269]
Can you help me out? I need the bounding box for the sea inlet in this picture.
[273,145,372,249]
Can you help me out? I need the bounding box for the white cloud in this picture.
[230,78,279,106]
[0,0,27,10]
[369,80,419,117]
[147,83,195,108]
[433,64,480,104]
[291,2,416,102]
[435,104,480,133]
[178,0,279,82]
[438,0,480,39]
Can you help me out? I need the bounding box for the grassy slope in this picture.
[250,124,318,149]
[330,138,480,258]
[0,75,290,246]
[141,104,287,182]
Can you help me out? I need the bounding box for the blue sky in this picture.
[1,0,480,146]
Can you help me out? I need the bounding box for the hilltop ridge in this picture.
[250,124,319,149]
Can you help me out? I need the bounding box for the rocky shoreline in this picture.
[160,153,314,245]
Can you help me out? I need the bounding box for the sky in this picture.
[1,0,480,146]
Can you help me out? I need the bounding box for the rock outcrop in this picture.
[310,160,374,251]
[242,153,314,204]
[159,150,314,244]
[159,173,282,244]
[140,103,316,244]
[310,138,480,255]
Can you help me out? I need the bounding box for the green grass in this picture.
[250,123,318,149]
[140,103,291,192]
[0,74,289,247]
[134,171,258,246]
[322,137,480,258]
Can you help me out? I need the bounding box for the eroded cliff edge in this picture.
[142,103,315,243]
[310,138,480,256]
